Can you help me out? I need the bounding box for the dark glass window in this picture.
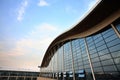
[93,34,101,40]
[89,49,97,54]
[90,53,98,58]
[111,51,120,58]
[94,37,103,44]
[116,24,120,32]
[91,57,99,62]
[9,77,16,80]
[104,34,118,43]
[103,65,117,71]
[116,64,120,71]
[84,64,90,68]
[83,60,89,65]
[88,45,95,50]
[25,77,31,80]
[86,37,93,43]
[107,38,120,47]
[1,72,9,76]
[101,59,114,66]
[102,28,115,38]
[32,78,37,80]
[96,44,107,52]
[85,68,91,72]
[17,77,24,80]
[93,62,101,67]
[114,57,120,64]
[95,40,105,48]
[94,67,103,72]
[109,44,120,52]
[100,54,111,61]
[98,48,109,56]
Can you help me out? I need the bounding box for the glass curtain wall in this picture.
[41,19,120,80]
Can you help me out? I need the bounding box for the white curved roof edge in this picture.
[55,0,102,40]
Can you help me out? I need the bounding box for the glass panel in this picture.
[114,57,120,64]
[90,53,98,58]
[107,38,120,47]
[103,65,117,72]
[101,59,114,66]
[25,77,31,80]
[109,44,120,52]
[17,77,24,80]
[9,77,16,80]
[32,78,37,80]
[116,24,120,32]
[91,57,99,62]
[100,54,111,61]
[0,77,8,80]
[111,51,120,58]
[92,62,101,67]
[94,67,103,72]
[116,64,120,71]
[96,44,107,52]
[104,34,118,43]
[98,48,109,56]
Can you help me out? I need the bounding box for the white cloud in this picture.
[38,0,49,7]
[9,23,61,63]
[17,0,28,22]
[0,23,63,71]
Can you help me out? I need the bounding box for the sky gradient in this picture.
[0,0,97,71]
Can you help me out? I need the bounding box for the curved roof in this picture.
[41,0,120,67]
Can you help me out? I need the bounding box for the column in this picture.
[111,24,120,38]
[84,38,96,80]
[70,40,76,80]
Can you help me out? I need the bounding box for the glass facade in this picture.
[0,70,39,80]
[40,19,120,80]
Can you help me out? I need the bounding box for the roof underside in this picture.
[41,0,120,67]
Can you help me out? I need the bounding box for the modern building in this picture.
[0,70,39,80]
[38,0,120,80]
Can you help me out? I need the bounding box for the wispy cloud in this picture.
[17,0,28,22]
[38,0,49,7]
[14,23,61,69]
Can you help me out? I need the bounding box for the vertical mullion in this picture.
[84,38,96,80]
[62,44,65,80]
[111,24,120,38]
[70,40,76,80]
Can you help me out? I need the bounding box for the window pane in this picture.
[101,59,114,66]
[93,62,101,67]
[103,65,117,72]
[111,51,120,58]
[98,49,109,56]
[100,54,111,61]
[116,24,120,32]
[114,57,120,64]
[109,44,120,52]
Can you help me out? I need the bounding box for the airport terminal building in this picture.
[0,70,39,80]
[38,0,120,80]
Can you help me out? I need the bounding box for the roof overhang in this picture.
[41,0,120,67]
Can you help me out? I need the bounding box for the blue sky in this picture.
[0,0,97,71]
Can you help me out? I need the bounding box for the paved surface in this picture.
[37,77,56,80]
